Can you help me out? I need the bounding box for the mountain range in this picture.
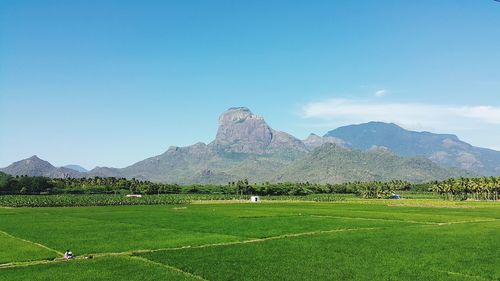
[326,122,500,176]
[2,107,498,184]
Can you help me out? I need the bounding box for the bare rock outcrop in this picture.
[212,107,307,154]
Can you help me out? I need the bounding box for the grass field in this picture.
[0,199,499,280]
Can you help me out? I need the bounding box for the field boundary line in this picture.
[78,227,382,258]
[0,258,66,269]
[131,226,381,254]
[0,227,380,270]
[435,219,498,226]
[435,269,493,281]
[309,214,440,225]
[0,230,63,256]
[129,256,210,281]
[56,227,383,259]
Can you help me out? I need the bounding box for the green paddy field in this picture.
[0,199,499,281]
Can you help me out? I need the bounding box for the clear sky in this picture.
[1,0,500,169]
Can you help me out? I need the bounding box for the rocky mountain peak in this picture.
[25,155,45,163]
[22,155,53,168]
[213,107,273,153]
[212,107,307,154]
[218,107,263,125]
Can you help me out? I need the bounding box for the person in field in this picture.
[64,250,73,259]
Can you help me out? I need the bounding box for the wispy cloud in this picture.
[374,90,387,98]
[301,98,500,132]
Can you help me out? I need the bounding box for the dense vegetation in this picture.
[1,172,499,201]
[0,172,54,194]
[0,172,411,197]
[431,177,500,200]
[0,194,355,208]
[0,194,189,207]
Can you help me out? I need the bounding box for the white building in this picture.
[250,196,261,203]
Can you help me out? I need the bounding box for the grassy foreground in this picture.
[0,199,498,281]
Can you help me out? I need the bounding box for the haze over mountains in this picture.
[2,107,498,184]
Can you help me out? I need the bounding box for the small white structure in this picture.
[250,196,261,203]
[126,194,142,198]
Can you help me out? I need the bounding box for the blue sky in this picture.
[1,0,500,169]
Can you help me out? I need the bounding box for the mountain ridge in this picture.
[2,107,496,183]
[325,122,500,175]
[278,143,472,183]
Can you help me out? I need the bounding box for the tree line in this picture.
[0,172,410,197]
[1,172,499,200]
[431,177,500,201]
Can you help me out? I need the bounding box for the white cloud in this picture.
[451,106,500,125]
[301,98,500,131]
[374,90,387,97]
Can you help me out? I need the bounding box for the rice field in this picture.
[0,199,499,280]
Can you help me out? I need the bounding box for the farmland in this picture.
[0,199,499,280]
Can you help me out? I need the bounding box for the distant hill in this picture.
[0,156,84,178]
[302,133,349,150]
[325,122,500,176]
[278,144,472,183]
[62,165,88,173]
[87,167,124,178]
